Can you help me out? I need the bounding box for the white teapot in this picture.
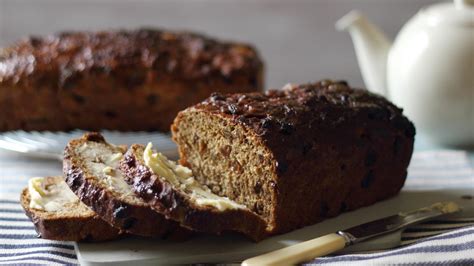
[336,0,474,147]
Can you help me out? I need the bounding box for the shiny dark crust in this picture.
[0,28,263,131]
[173,80,416,234]
[63,132,190,238]
[120,144,268,241]
[20,188,122,242]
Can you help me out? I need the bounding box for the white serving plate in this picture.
[75,188,474,265]
[0,131,178,160]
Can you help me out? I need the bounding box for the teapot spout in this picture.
[336,10,391,97]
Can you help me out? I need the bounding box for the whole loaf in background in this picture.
[0,28,263,132]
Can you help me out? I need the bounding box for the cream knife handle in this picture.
[242,233,347,266]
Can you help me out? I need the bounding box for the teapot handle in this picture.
[454,0,474,9]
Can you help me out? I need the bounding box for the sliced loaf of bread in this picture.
[120,143,268,241]
[63,132,188,238]
[171,81,415,235]
[20,176,121,242]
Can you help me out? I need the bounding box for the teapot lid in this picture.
[419,0,474,27]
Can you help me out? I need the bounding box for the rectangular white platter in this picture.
[76,188,474,265]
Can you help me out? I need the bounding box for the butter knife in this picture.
[242,201,461,266]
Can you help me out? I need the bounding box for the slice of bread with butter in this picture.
[120,142,268,241]
[20,176,121,242]
[62,132,189,239]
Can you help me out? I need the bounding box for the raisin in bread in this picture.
[0,28,263,132]
[171,80,416,235]
[20,176,121,242]
[120,143,267,241]
[63,132,189,238]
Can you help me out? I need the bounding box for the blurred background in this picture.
[0,0,439,89]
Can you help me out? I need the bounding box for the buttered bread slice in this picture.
[20,176,121,242]
[63,132,188,238]
[120,143,268,241]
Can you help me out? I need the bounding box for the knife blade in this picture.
[242,201,461,266]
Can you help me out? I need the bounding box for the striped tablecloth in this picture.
[1,150,474,265]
